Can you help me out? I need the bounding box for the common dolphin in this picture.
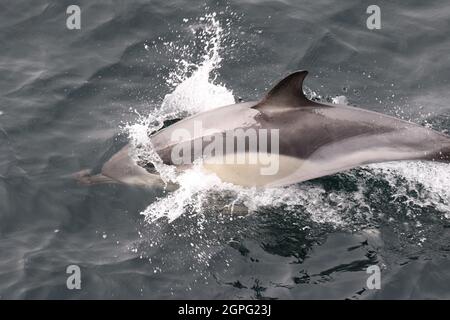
[77,71,450,188]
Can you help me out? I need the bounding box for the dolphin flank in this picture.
[76,70,450,188]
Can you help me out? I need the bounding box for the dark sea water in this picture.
[1,0,450,299]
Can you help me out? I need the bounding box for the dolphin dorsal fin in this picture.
[254,70,314,110]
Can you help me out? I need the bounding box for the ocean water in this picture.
[1,0,450,299]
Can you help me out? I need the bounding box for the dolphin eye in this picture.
[137,160,158,174]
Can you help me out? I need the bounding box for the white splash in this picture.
[126,13,234,182]
[142,165,226,222]
[160,13,235,116]
[332,95,349,105]
[126,13,238,222]
[368,161,450,216]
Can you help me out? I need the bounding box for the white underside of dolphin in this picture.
[77,71,450,188]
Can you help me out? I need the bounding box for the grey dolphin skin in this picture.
[77,71,450,188]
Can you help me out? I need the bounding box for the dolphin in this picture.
[76,71,450,188]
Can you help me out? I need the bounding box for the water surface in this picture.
[1,0,450,299]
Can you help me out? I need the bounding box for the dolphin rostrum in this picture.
[76,71,450,188]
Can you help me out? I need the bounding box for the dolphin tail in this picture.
[72,169,118,186]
